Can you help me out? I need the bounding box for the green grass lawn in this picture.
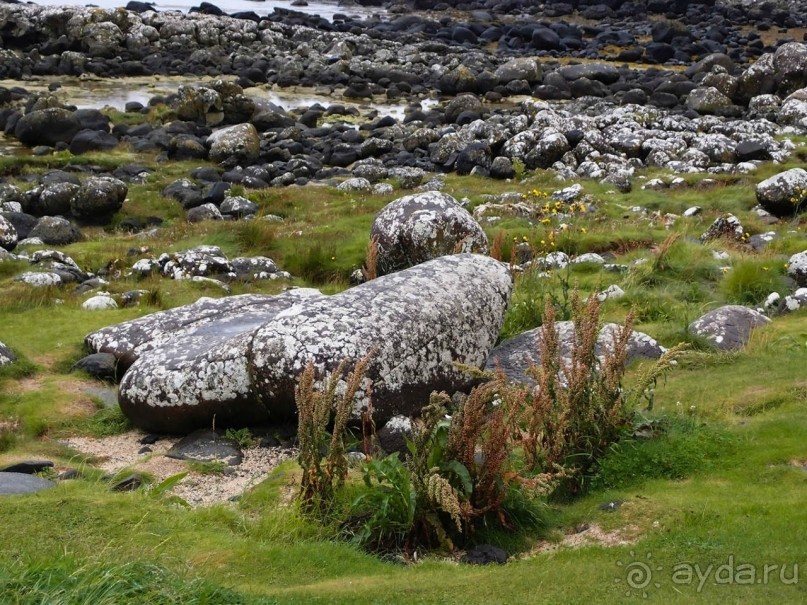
[0,147,806,603]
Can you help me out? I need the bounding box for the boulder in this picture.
[174,85,224,126]
[72,352,118,380]
[0,341,15,366]
[377,415,413,455]
[30,183,79,216]
[69,177,127,222]
[370,191,489,275]
[219,195,257,218]
[13,108,80,146]
[69,129,119,155]
[486,322,666,386]
[28,216,82,245]
[685,87,735,115]
[102,290,323,432]
[0,214,17,251]
[689,305,770,351]
[249,254,512,424]
[207,123,260,165]
[495,58,542,84]
[755,168,807,217]
[787,250,807,287]
[82,294,118,311]
[186,203,223,223]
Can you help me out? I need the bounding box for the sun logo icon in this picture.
[615,551,663,598]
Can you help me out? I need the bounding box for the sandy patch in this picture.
[525,523,639,558]
[61,430,296,507]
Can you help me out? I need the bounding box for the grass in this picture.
[0,141,807,602]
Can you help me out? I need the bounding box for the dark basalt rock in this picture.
[462,544,508,565]
[166,429,243,465]
[28,216,82,245]
[72,352,119,380]
[69,176,127,223]
[13,108,80,147]
[0,460,53,474]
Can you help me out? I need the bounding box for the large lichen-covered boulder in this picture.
[102,290,323,433]
[755,168,807,217]
[13,108,80,147]
[250,253,512,423]
[207,123,260,165]
[69,176,127,222]
[86,290,322,371]
[370,192,489,275]
[486,322,666,386]
[688,305,770,351]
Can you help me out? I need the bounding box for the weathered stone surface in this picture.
[370,191,489,275]
[755,168,807,217]
[28,216,82,246]
[69,176,127,222]
[700,213,745,242]
[166,429,243,465]
[87,290,322,370]
[0,341,16,366]
[787,250,807,287]
[688,305,770,351]
[377,415,413,455]
[207,123,260,164]
[0,460,53,474]
[486,322,666,386]
[14,108,80,147]
[250,254,512,424]
[0,214,17,251]
[72,352,118,380]
[0,472,55,495]
[82,294,118,311]
[100,291,320,432]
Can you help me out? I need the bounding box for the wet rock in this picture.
[0,472,55,495]
[370,191,488,275]
[70,177,127,223]
[28,216,82,245]
[166,429,243,465]
[755,168,807,217]
[486,322,666,386]
[249,254,511,425]
[689,305,770,351]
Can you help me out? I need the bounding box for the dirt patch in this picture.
[61,431,297,507]
[526,523,639,557]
